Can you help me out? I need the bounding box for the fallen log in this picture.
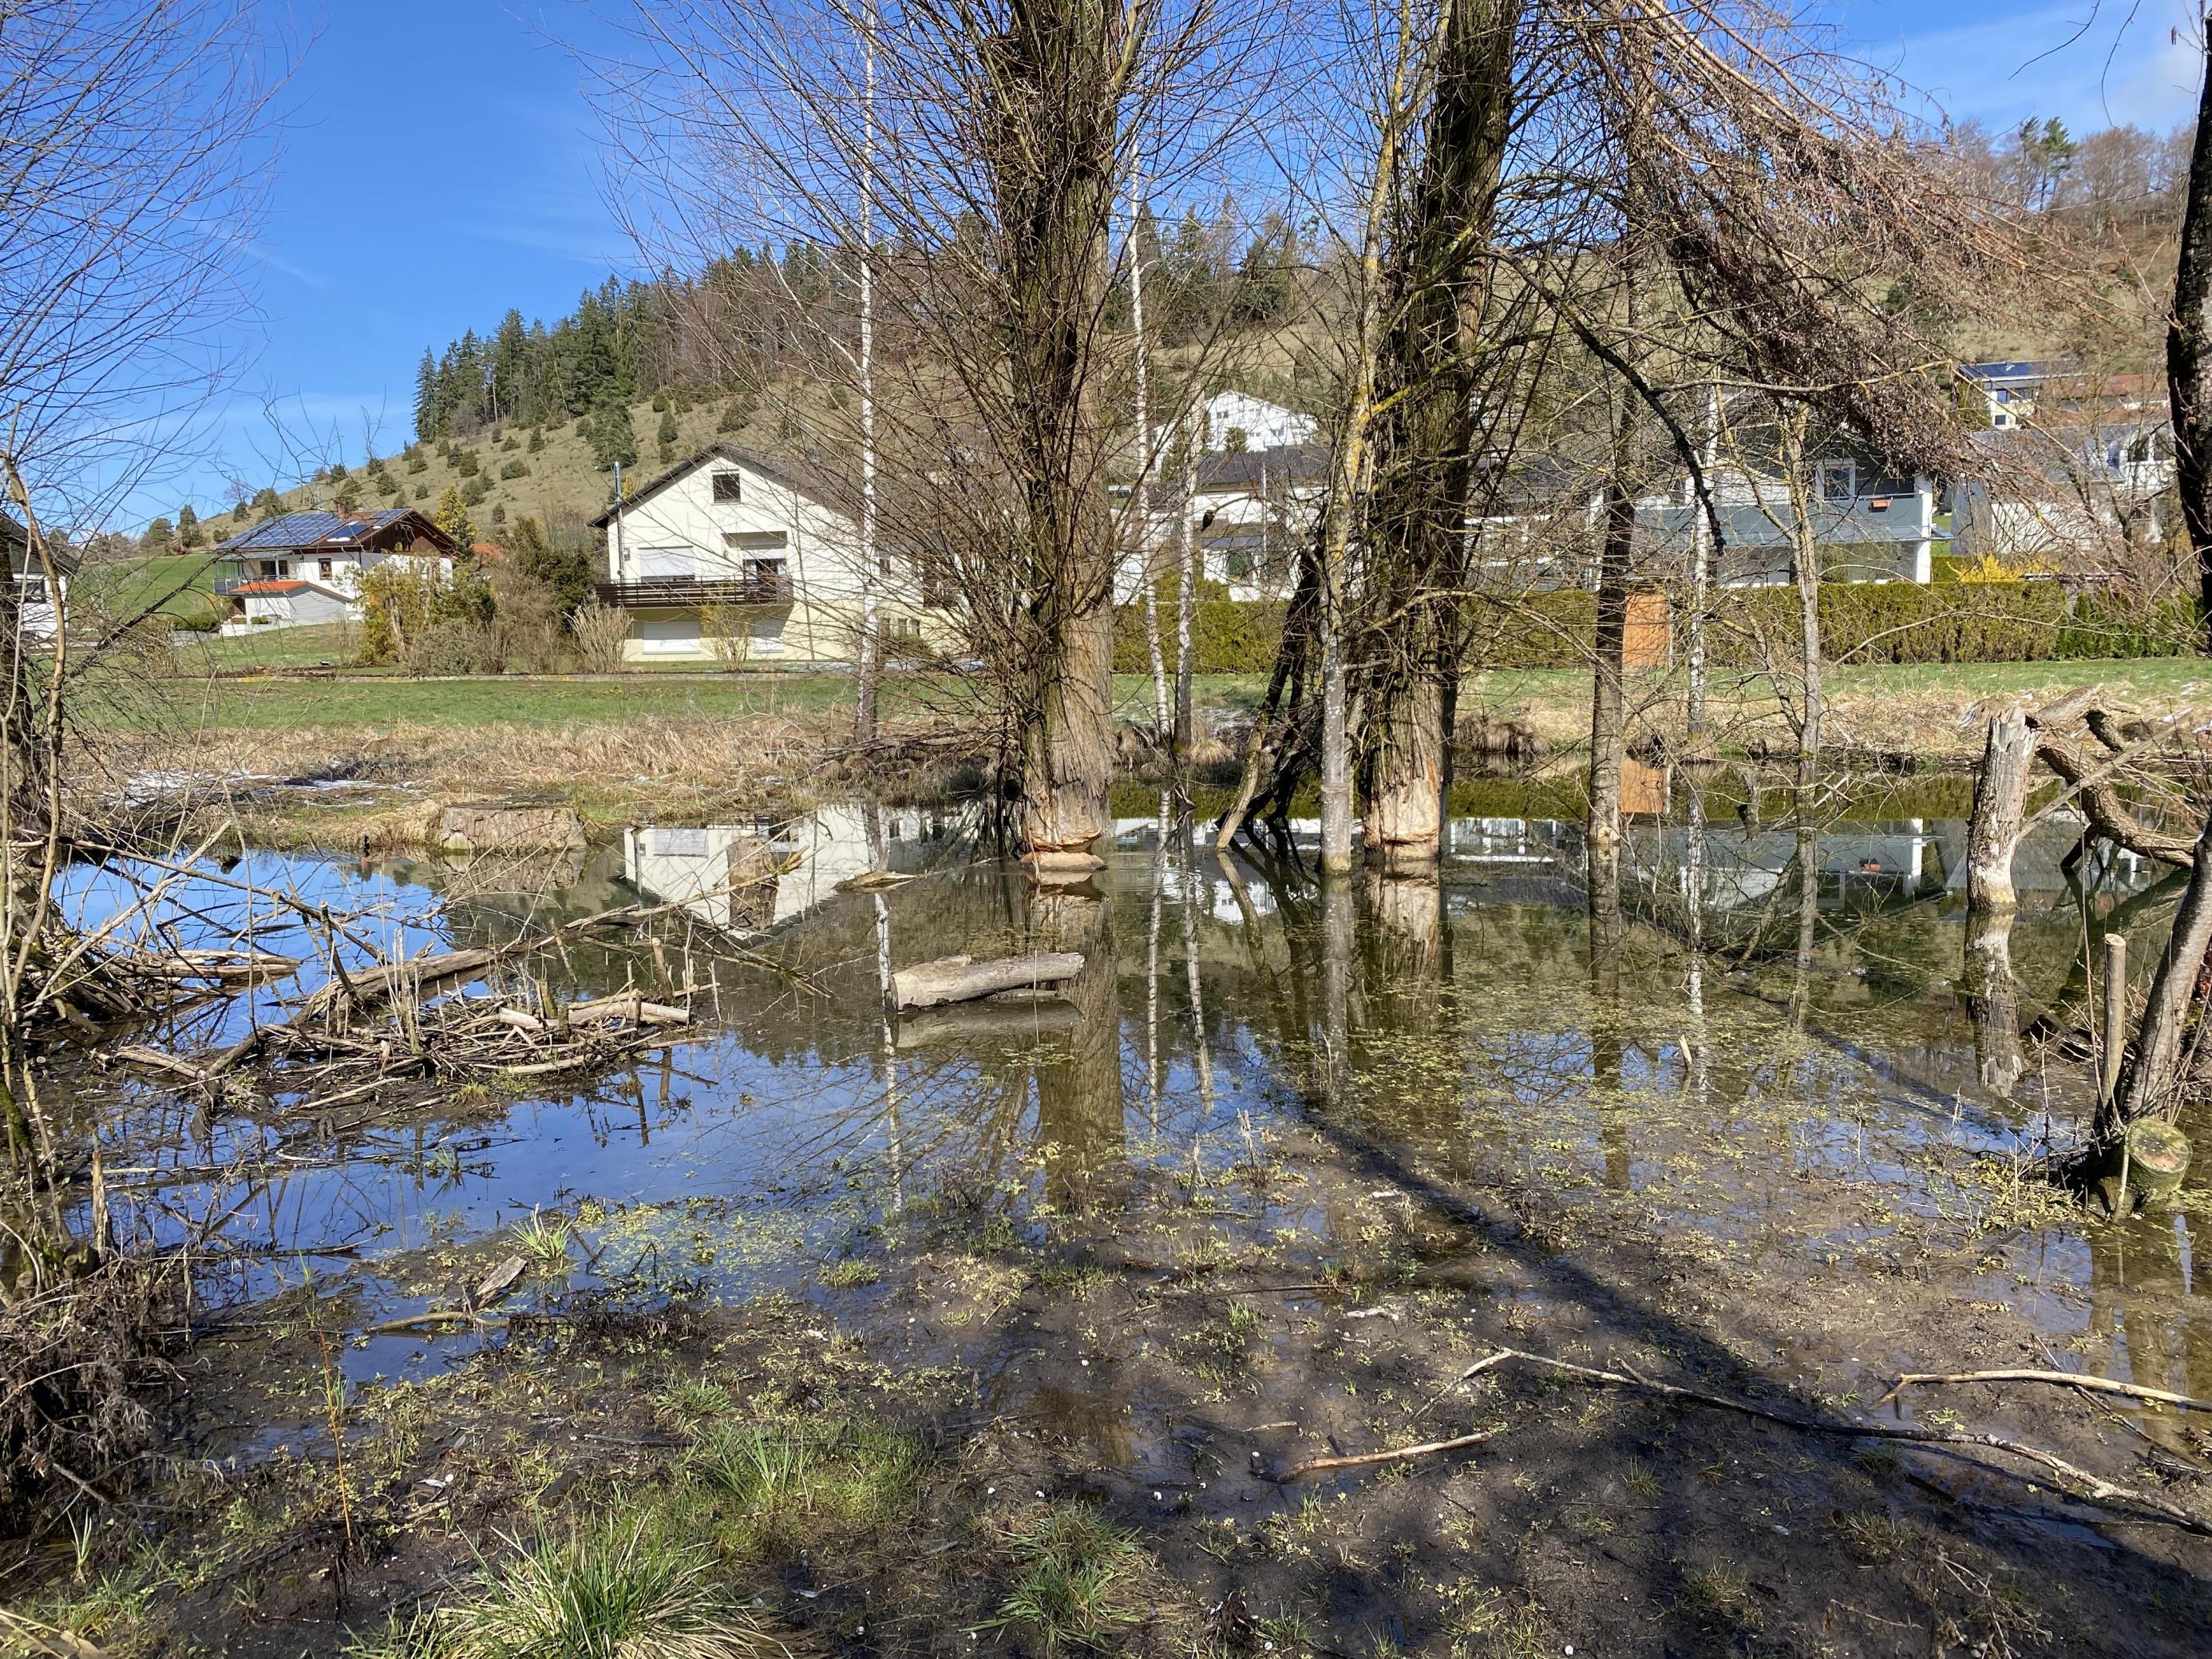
[888,952,1084,1012]
[894,1000,1080,1050]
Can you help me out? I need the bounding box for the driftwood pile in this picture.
[108,901,706,1117]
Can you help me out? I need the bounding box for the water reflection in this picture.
[49,798,2210,1412]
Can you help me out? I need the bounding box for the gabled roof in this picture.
[590,442,845,529]
[1193,444,1328,491]
[1959,360,2060,385]
[2,509,81,576]
[214,508,461,557]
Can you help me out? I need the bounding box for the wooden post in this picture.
[1964,707,2034,911]
[2099,933,2127,1128]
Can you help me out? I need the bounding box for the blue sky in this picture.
[144,0,2206,529]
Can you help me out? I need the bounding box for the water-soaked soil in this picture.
[10,781,2212,1655]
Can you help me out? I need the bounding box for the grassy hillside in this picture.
[74,550,228,629]
[209,394,786,551]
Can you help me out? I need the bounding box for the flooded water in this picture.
[37,785,2212,1434]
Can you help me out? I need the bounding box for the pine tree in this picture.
[588,394,639,472]
[656,408,679,461]
[176,504,201,548]
[414,349,438,440]
[139,517,173,553]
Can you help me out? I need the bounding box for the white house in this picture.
[1957,361,2055,431]
[211,509,462,634]
[2,511,71,638]
[592,443,944,665]
[1948,421,2172,565]
[1188,390,1317,453]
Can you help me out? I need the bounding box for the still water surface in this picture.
[48,792,2212,1422]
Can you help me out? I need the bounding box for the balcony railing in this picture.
[595,575,792,608]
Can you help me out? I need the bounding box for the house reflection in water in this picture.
[621,805,974,932]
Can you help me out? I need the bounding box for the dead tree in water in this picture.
[1963,707,2034,911]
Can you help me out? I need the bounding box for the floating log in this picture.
[888,952,1084,1012]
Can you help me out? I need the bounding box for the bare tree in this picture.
[599,0,1278,868]
[0,0,277,1154]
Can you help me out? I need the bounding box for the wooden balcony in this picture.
[594,574,791,608]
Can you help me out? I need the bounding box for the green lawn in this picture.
[77,552,227,626]
[131,656,2212,739]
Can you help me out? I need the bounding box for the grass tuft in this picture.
[989,1502,1146,1652]
[356,1516,782,1659]
[685,1419,921,1555]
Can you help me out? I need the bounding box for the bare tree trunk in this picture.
[1683,381,1716,754]
[1779,410,1822,791]
[1587,469,1634,873]
[1315,0,1425,877]
[2168,29,2212,652]
[2115,812,2212,1126]
[990,0,1126,869]
[1129,196,1169,741]
[853,1,881,745]
[1965,708,2033,911]
[1359,0,1520,869]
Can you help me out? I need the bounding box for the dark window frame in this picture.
[710,470,744,504]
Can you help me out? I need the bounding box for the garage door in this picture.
[637,615,702,655]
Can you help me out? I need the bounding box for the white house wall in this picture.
[606,456,946,664]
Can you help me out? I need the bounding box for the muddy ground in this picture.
[18,1072,2210,1657]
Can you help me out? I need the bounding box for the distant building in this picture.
[1635,445,1939,586]
[1949,419,2173,564]
[1183,390,1317,453]
[592,442,949,665]
[211,509,463,634]
[1957,361,2060,430]
[1,510,73,637]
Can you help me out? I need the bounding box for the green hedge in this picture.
[1114,581,2199,674]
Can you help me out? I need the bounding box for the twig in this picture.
[1878,1368,2212,1415]
[1449,1348,2212,1536]
[1279,1428,1492,1479]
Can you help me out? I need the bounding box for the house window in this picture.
[318,558,334,581]
[1817,461,1855,503]
[745,556,787,592]
[258,558,282,579]
[637,546,696,580]
[888,615,922,640]
[710,471,743,504]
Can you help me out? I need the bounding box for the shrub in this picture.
[717,398,754,434]
[453,449,480,478]
[414,484,429,501]
[461,476,492,508]
[527,426,544,453]
[512,515,597,618]
[569,601,631,672]
[500,458,530,480]
[1112,580,2202,674]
